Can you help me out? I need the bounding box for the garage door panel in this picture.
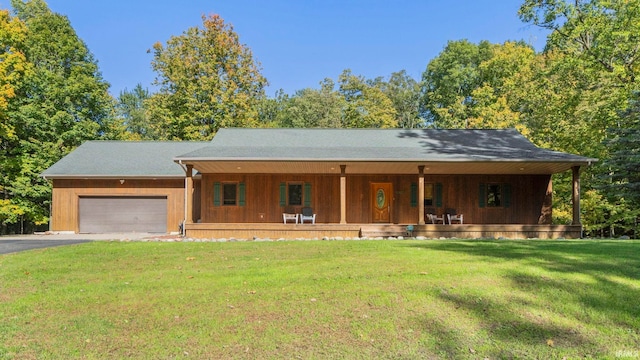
[79,196,167,233]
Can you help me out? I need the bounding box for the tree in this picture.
[256,89,289,128]
[147,14,267,140]
[420,40,493,128]
[114,84,152,140]
[518,0,640,237]
[420,40,535,132]
[601,91,640,235]
[1,0,113,233]
[0,9,28,140]
[371,70,423,128]
[278,79,345,128]
[519,0,640,84]
[338,69,397,128]
[0,9,31,232]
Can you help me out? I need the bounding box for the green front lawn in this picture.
[1,239,639,359]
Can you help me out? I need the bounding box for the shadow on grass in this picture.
[404,240,640,358]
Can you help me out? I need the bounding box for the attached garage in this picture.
[42,141,208,234]
[79,196,168,233]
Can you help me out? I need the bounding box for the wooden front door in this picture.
[371,182,392,223]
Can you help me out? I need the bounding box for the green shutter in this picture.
[410,183,418,207]
[239,182,246,206]
[435,183,443,207]
[213,182,221,206]
[304,183,312,207]
[479,183,486,208]
[503,184,511,208]
[279,182,286,207]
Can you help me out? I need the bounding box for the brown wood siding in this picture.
[201,173,551,225]
[50,179,189,233]
[201,174,342,223]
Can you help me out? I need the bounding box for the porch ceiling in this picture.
[186,160,584,175]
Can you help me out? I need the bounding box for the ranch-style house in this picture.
[41,128,596,239]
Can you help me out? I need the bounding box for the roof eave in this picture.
[40,174,187,180]
[174,157,597,165]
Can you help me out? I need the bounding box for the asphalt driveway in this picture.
[0,232,168,255]
[0,239,92,255]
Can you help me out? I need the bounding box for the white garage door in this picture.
[79,196,167,233]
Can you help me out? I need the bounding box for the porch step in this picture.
[359,224,412,238]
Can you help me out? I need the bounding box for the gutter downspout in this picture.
[178,160,187,236]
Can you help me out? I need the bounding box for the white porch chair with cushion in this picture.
[425,207,444,224]
[428,213,445,224]
[446,208,463,224]
[283,206,298,224]
[299,207,316,224]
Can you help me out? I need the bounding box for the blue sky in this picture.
[2,0,550,97]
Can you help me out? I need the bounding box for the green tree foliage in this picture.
[601,92,640,235]
[0,9,31,231]
[272,72,403,129]
[147,14,267,140]
[114,84,152,140]
[371,70,423,128]
[278,79,345,128]
[338,69,397,128]
[1,0,113,233]
[256,89,289,128]
[421,40,493,128]
[0,9,28,140]
[519,0,640,84]
[421,40,535,133]
[519,0,640,237]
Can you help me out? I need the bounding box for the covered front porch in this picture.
[184,223,583,240]
[176,128,596,240]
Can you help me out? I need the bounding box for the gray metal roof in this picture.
[42,141,209,178]
[175,128,596,164]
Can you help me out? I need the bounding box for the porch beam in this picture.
[572,166,581,226]
[340,165,347,224]
[186,164,194,224]
[418,165,425,225]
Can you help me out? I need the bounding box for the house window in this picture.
[424,183,434,206]
[279,182,311,207]
[288,183,303,206]
[214,182,245,207]
[486,184,502,207]
[223,183,237,206]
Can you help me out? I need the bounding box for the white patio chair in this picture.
[299,207,316,224]
[283,207,298,224]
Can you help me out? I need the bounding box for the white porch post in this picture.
[340,165,347,224]
[418,165,425,225]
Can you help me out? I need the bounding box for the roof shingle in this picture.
[175,128,595,163]
[42,141,209,178]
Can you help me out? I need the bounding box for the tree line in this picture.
[1,0,638,237]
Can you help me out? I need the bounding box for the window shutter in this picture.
[304,183,312,207]
[503,184,511,208]
[435,183,443,207]
[213,182,221,206]
[238,183,246,206]
[410,183,417,207]
[479,183,486,208]
[279,183,286,207]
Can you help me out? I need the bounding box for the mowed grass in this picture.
[1,240,639,359]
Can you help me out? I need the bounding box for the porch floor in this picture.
[184,223,582,240]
